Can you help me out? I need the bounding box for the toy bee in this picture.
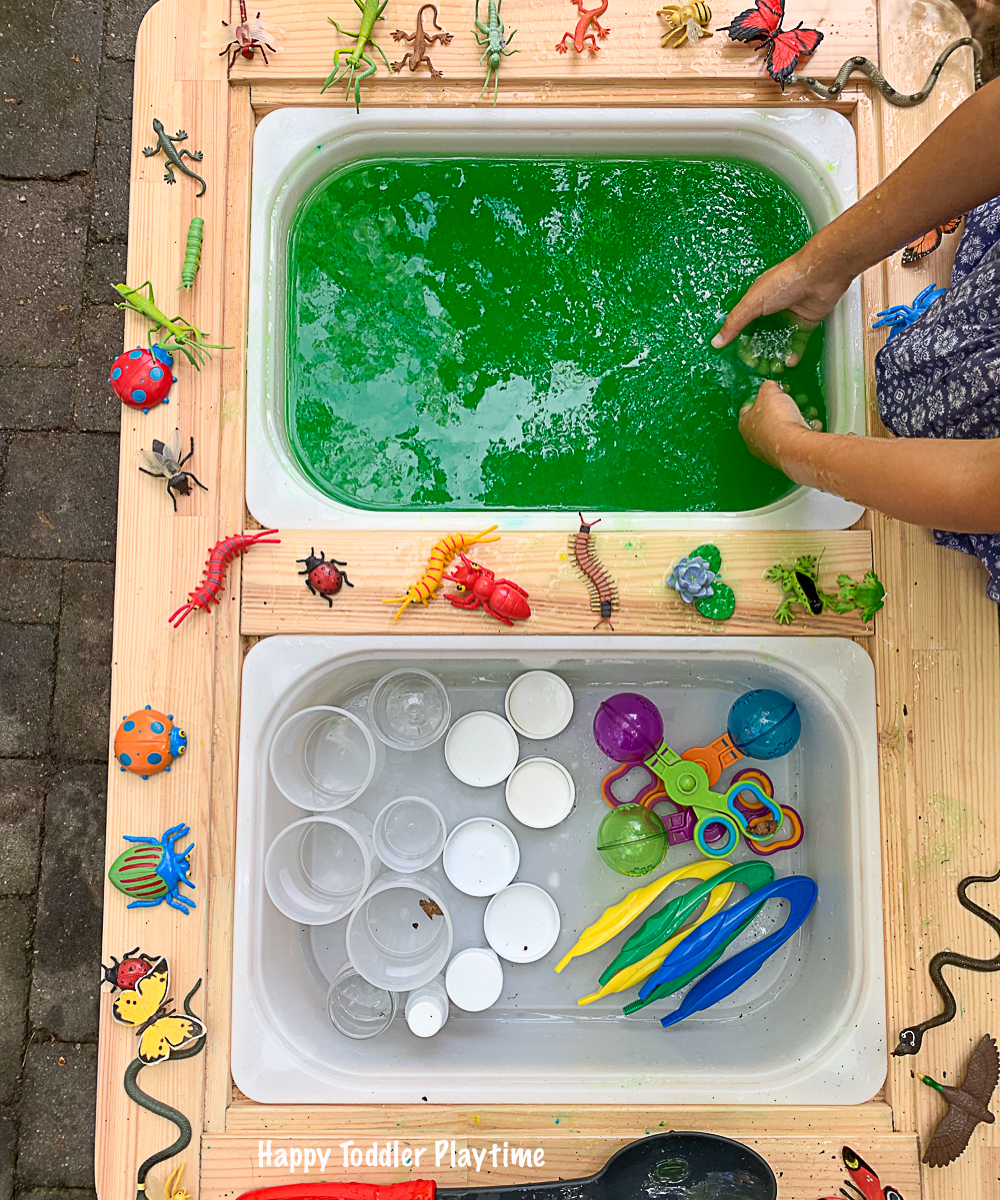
[658,2,713,47]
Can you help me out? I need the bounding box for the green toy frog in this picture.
[835,569,886,622]
[765,555,885,624]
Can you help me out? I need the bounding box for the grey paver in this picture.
[84,244,128,305]
[98,59,135,124]
[0,760,47,894]
[0,558,62,623]
[0,1111,15,1200]
[17,1043,97,1188]
[0,183,90,368]
[72,306,125,433]
[0,0,103,180]
[30,766,105,1042]
[91,120,131,243]
[52,564,115,760]
[0,434,119,560]
[0,899,32,1106]
[0,368,75,432]
[107,0,160,61]
[0,623,54,757]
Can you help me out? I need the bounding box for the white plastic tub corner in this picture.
[247,107,865,532]
[232,635,885,1105]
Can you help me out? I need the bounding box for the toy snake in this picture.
[893,866,1000,1056]
[124,980,207,1199]
[789,37,982,106]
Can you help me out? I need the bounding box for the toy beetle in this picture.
[114,705,187,778]
[101,948,158,992]
[445,552,531,626]
[297,548,354,606]
[108,823,196,914]
[109,345,177,414]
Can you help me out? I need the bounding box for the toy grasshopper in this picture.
[474,0,518,106]
[323,0,392,111]
[112,283,229,369]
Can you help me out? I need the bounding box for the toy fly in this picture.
[138,429,208,512]
[203,0,282,71]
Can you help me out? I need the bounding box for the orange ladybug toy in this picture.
[114,705,188,779]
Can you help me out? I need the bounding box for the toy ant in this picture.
[445,553,531,626]
[297,549,354,606]
[138,429,208,511]
[204,0,281,71]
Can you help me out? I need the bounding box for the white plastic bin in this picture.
[233,635,884,1104]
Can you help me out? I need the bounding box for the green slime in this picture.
[286,157,825,511]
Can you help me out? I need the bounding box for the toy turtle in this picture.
[114,706,187,778]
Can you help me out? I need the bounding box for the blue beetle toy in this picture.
[108,823,196,914]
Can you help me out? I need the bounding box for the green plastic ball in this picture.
[597,804,668,877]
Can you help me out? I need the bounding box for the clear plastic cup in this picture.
[269,706,378,811]
[264,811,378,925]
[373,796,447,873]
[369,669,451,751]
[346,870,453,991]
[326,963,396,1039]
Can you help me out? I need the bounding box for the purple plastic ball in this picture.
[593,693,664,763]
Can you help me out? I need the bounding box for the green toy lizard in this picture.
[142,119,207,198]
[765,555,885,624]
[322,0,392,111]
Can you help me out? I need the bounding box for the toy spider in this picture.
[203,0,281,71]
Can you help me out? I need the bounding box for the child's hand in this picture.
[735,311,819,376]
[739,380,820,470]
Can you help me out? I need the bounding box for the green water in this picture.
[286,156,825,511]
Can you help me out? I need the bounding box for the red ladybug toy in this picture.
[101,947,158,992]
[297,548,354,607]
[445,553,531,626]
[109,345,177,414]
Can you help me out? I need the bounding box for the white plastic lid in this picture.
[505,757,576,829]
[504,672,575,739]
[484,883,561,964]
[444,711,519,787]
[445,948,504,1012]
[405,995,447,1038]
[443,818,520,897]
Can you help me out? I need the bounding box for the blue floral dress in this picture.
[874,196,1000,602]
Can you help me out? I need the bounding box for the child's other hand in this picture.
[739,380,819,470]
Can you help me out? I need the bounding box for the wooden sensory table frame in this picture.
[98,2,999,1198]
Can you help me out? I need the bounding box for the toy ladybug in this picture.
[109,345,177,414]
[114,705,187,778]
[101,947,158,992]
[297,548,354,607]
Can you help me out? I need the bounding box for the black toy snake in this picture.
[789,37,983,106]
[893,867,1000,1057]
[124,979,207,1200]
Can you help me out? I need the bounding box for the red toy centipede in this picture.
[571,513,619,630]
[169,529,280,627]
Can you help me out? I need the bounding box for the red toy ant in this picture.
[445,553,531,626]
[205,0,282,71]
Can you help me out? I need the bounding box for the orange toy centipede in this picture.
[384,526,500,619]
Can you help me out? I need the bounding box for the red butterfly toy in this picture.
[719,0,823,86]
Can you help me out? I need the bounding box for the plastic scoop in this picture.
[638,874,818,1006]
[599,859,775,986]
[555,858,733,973]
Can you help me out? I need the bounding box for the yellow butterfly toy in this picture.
[112,956,206,1065]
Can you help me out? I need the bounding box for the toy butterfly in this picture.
[902,216,962,265]
[718,0,823,86]
[822,1145,905,1200]
[111,956,206,1065]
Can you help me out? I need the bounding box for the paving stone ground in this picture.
[1,2,999,1198]
[1,2,156,1197]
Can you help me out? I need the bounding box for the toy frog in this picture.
[765,555,885,624]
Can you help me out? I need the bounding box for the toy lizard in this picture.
[142,119,207,198]
[555,0,610,53]
[322,0,392,111]
[391,4,453,77]
[765,555,885,624]
[473,0,518,105]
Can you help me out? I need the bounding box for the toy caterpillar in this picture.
[179,217,204,290]
[169,528,280,627]
[572,514,619,630]
[790,37,982,106]
[383,526,500,619]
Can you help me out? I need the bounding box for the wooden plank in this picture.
[227,0,878,86]
[224,1100,897,1135]
[241,529,875,636]
[200,1132,921,1200]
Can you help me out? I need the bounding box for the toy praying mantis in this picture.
[322,0,392,111]
[112,283,229,369]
